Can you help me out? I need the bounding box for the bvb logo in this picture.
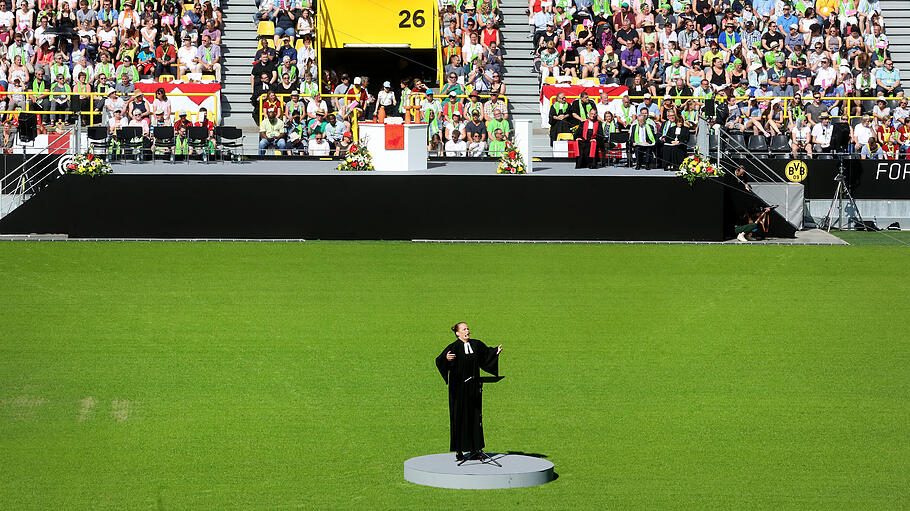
[785,160,808,182]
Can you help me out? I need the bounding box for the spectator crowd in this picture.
[532,0,906,159]
[0,0,225,129]
[253,0,516,157]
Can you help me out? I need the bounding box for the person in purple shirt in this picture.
[618,40,642,84]
[194,35,222,81]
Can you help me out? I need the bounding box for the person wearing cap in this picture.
[174,110,192,131]
[136,42,156,77]
[443,111,466,143]
[259,108,287,155]
[151,108,171,128]
[284,91,306,122]
[811,112,834,153]
[638,93,660,118]
[463,105,487,142]
[154,36,177,79]
[323,112,346,150]
[306,107,328,136]
[177,34,197,77]
[612,2,634,30]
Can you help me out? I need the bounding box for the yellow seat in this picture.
[158,74,175,83]
[543,76,557,85]
[201,74,216,81]
[555,133,573,141]
[295,39,304,50]
[257,21,275,37]
[182,3,194,14]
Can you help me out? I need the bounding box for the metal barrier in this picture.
[402,93,510,123]
[0,126,75,218]
[557,94,905,124]
[0,90,221,126]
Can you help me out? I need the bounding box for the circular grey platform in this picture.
[404,453,555,489]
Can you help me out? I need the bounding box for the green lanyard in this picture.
[553,102,566,115]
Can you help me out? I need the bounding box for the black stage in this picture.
[0,164,791,240]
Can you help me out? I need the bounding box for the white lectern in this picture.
[358,122,428,171]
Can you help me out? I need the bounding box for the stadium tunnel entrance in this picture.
[321,48,439,99]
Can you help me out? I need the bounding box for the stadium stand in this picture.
[0,0,906,161]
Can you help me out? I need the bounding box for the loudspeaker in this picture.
[18,112,37,142]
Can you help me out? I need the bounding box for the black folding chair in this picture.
[215,126,245,163]
[746,134,769,155]
[186,126,210,163]
[116,126,144,163]
[769,135,790,158]
[87,125,112,162]
[153,126,176,163]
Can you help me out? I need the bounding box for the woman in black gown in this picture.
[435,322,502,462]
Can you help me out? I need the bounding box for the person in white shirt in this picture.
[851,115,875,153]
[177,35,197,76]
[811,113,833,153]
[892,98,910,126]
[594,90,612,121]
[467,132,486,156]
[461,32,483,69]
[444,130,467,156]
[307,131,331,156]
[444,112,466,142]
[374,80,396,118]
[306,93,328,119]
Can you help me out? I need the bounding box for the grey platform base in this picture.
[403,453,555,489]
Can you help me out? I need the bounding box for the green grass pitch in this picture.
[1,241,908,510]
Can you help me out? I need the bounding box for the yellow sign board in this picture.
[785,160,808,182]
[318,0,437,50]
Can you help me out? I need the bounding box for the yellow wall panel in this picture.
[318,0,437,49]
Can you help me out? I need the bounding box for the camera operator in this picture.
[735,206,774,243]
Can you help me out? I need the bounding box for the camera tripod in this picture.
[819,164,865,232]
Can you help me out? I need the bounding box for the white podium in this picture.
[358,122,428,171]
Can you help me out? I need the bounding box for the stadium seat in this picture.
[769,135,790,157]
[543,77,557,85]
[201,74,216,81]
[257,21,275,37]
[87,126,112,162]
[158,74,175,83]
[746,135,769,154]
[295,39,305,50]
[555,133,573,141]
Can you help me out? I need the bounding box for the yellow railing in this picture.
[402,93,510,123]
[258,92,358,139]
[557,94,904,124]
[0,90,220,126]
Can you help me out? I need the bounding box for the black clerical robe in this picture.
[549,101,572,141]
[435,338,499,453]
[575,120,602,168]
[660,122,690,169]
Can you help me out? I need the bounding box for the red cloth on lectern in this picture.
[385,124,404,150]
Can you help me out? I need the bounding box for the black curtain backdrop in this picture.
[0,174,728,241]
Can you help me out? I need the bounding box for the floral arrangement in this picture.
[65,152,112,177]
[496,142,526,174]
[676,153,723,186]
[337,140,375,171]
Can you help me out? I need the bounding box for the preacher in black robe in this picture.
[435,323,500,457]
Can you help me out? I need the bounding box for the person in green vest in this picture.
[28,68,51,117]
[485,107,510,141]
[488,128,508,157]
[630,111,657,170]
[50,73,72,124]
